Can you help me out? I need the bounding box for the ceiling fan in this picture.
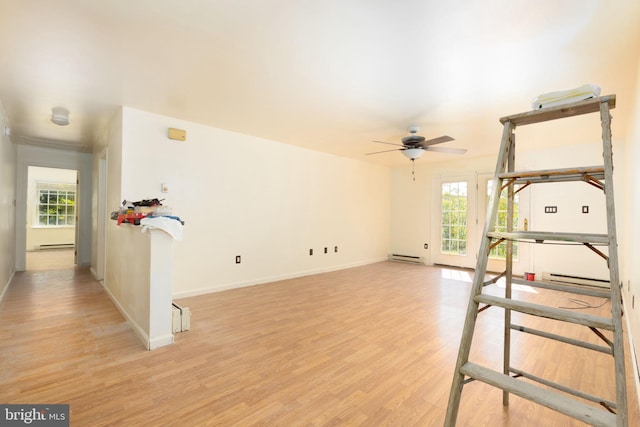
[366,126,467,160]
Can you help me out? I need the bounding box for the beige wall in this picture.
[0,100,16,301]
[117,107,391,297]
[622,58,640,378]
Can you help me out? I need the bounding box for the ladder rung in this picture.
[460,362,617,426]
[511,323,612,354]
[474,294,614,330]
[487,231,609,245]
[512,278,611,299]
[499,95,616,126]
[498,166,605,184]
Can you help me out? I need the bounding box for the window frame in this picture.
[34,182,77,228]
[440,181,468,257]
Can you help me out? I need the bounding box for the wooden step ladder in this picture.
[444,95,628,426]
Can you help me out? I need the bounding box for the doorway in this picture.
[431,173,531,274]
[25,166,78,270]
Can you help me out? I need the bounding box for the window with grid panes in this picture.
[36,183,76,227]
[441,181,467,256]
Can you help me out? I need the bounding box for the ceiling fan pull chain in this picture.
[411,159,416,181]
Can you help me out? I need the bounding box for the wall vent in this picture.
[172,302,191,333]
[541,272,609,288]
[389,253,423,264]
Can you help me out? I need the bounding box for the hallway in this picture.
[25,248,75,271]
[0,252,143,423]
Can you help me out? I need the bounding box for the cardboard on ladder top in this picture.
[444,95,628,426]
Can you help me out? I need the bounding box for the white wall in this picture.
[622,58,640,380]
[118,107,390,297]
[0,100,16,302]
[25,166,76,251]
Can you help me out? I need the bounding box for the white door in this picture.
[477,173,531,276]
[432,176,478,269]
[432,173,531,274]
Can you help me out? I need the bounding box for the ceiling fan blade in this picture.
[372,140,405,147]
[420,135,454,147]
[365,148,402,155]
[425,146,467,155]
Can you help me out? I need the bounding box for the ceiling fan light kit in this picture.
[366,126,467,181]
[366,127,466,160]
[401,147,425,160]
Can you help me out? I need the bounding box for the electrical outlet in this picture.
[334,246,338,253]
[324,247,328,254]
[309,249,313,256]
[235,255,241,264]
[424,243,428,249]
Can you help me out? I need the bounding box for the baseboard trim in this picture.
[172,257,388,299]
[0,270,16,305]
[623,294,640,410]
[148,334,174,350]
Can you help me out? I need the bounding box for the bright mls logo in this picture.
[0,405,69,426]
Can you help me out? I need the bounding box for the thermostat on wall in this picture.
[168,128,186,141]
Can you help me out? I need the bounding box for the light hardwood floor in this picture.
[1,255,638,426]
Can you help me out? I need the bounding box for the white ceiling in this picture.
[0,0,638,166]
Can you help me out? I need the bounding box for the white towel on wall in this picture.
[532,84,601,109]
[140,216,183,240]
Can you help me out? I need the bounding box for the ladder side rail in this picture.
[444,120,515,426]
[503,132,516,406]
[600,100,628,426]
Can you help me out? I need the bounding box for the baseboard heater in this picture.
[389,253,423,264]
[172,302,191,333]
[36,243,75,250]
[541,272,610,288]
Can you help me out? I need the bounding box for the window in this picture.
[487,180,519,260]
[441,181,467,256]
[36,183,76,227]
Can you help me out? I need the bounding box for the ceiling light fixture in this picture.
[51,107,70,126]
[401,148,426,181]
[401,147,425,160]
